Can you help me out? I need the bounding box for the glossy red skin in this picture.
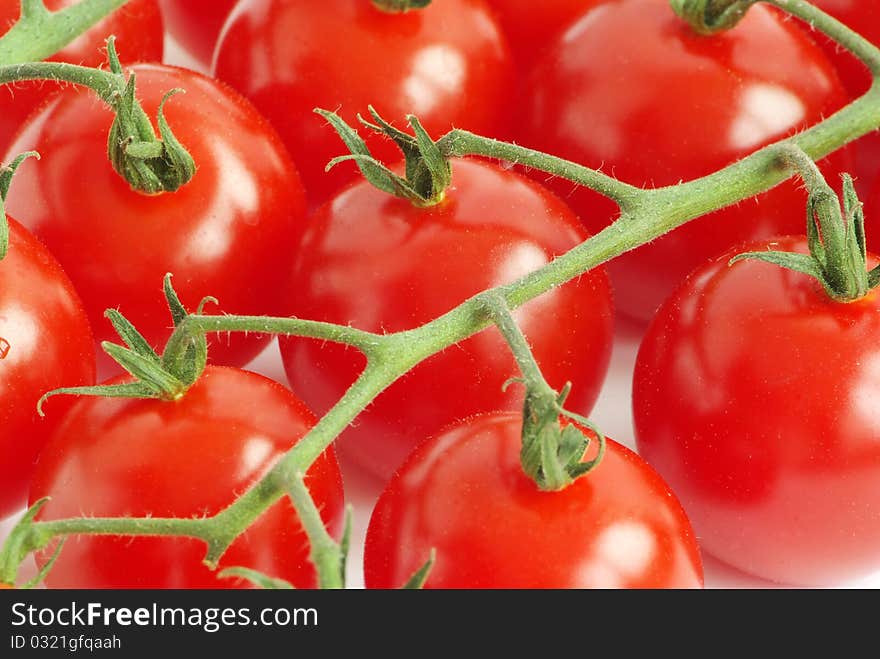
[212,0,515,208]
[4,64,308,372]
[158,0,237,69]
[278,158,614,483]
[519,0,852,325]
[633,236,880,586]
[364,412,704,589]
[30,366,345,589]
[485,0,603,65]
[0,0,163,154]
[0,219,94,519]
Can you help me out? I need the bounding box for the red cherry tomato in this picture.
[29,366,345,589]
[3,64,308,373]
[278,158,614,482]
[633,236,880,586]
[157,0,237,69]
[484,0,603,65]
[0,218,94,519]
[364,412,704,589]
[0,0,164,154]
[518,0,852,325]
[212,0,515,208]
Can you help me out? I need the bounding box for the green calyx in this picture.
[317,106,452,207]
[105,39,195,194]
[518,382,606,492]
[37,274,215,415]
[670,0,757,34]
[0,151,39,260]
[371,0,432,13]
[731,174,880,302]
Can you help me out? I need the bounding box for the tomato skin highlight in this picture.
[518,0,852,325]
[0,219,95,520]
[364,412,704,589]
[633,236,880,587]
[158,0,237,69]
[0,0,164,154]
[29,366,345,589]
[484,0,604,66]
[212,0,515,208]
[278,158,614,483]
[3,64,308,372]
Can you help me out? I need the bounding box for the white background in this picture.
[3,33,880,591]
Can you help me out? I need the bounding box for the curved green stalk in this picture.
[0,0,134,65]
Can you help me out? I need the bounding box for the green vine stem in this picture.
[0,0,134,64]
[2,0,880,586]
[481,294,605,491]
[0,38,195,193]
[285,474,350,590]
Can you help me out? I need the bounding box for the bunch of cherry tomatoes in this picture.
[1,0,879,590]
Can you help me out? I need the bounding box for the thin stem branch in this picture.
[480,293,554,398]
[0,60,123,103]
[180,314,387,358]
[287,474,345,590]
[766,0,880,76]
[436,132,644,213]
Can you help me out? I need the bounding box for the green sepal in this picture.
[108,69,165,194]
[154,89,197,192]
[160,274,210,386]
[37,382,161,418]
[359,107,419,163]
[22,539,66,589]
[164,272,189,326]
[104,38,195,194]
[400,549,436,589]
[103,342,186,397]
[407,114,452,201]
[106,36,124,75]
[843,175,867,262]
[670,0,757,35]
[104,309,161,364]
[358,107,451,199]
[317,108,425,203]
[0,151,39,260]
[729,250,824,280]
[317,106,451,206]
[519,385,604,492]
[218,567,295,590]
[0,498,54,585]
[556,423,590,471]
